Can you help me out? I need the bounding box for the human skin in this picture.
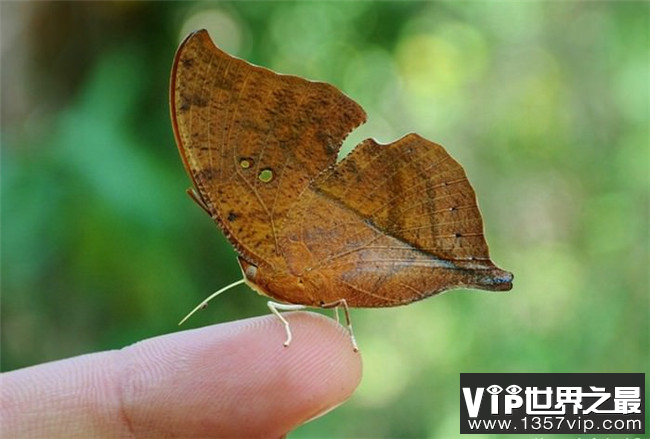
[0,312,363,438]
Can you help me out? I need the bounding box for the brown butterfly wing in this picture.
[279,134,513,307]
[170,30,366,266]
[315,134,490,261]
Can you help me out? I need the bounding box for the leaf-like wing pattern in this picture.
[315,133,490,261]
[171,31,512,310]
[170,30,366,265]
[279,134,512,307]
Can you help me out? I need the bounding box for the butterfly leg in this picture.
[321,299,359,352]
[186,187,211,215]
[267,301,307,347]
[332,307,340,324]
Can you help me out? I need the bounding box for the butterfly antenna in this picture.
[178,278,246,326]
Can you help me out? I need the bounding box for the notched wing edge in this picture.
[171,29,368,207]
[170,30,367,268]
[311,132,514,292]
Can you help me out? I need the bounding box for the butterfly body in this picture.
[171,30,512,321]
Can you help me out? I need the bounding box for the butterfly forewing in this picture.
[170,30,366,265]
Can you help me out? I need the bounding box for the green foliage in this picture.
[1,2,647,437]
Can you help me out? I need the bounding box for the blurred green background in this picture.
[1,2,647,438]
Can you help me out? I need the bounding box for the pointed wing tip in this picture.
[175,30,214,57]
[176,29,209,50]
[190,29,213,45]
[478,267,514,292]
[185,28,209,40]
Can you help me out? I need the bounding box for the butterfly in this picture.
[170,30,513,350]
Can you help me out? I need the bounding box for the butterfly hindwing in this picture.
[279,134,512,307]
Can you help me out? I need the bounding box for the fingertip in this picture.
[119,312,362,438]
[265,312,363,423]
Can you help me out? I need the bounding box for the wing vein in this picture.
[340,279,402,304]
[369,177,469,218]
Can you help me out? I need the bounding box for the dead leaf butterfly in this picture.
[170,30,513,350]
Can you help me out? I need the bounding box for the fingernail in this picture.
[302,400,345,425]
